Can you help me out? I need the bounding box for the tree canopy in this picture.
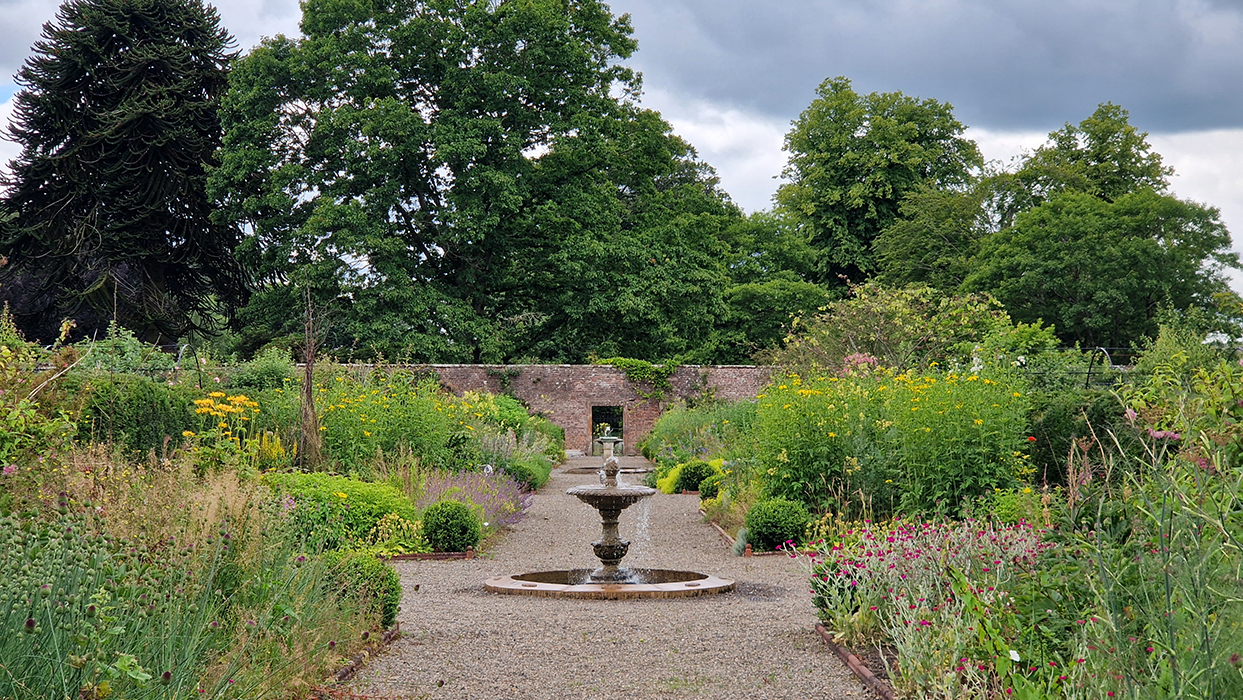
[876,103,1240,348]
[211,0,744,362]
[0,0,248,343]
[775,76,981,287]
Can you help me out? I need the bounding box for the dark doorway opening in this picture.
[591,405,624,455]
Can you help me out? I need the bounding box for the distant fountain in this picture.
[486,435,734,599]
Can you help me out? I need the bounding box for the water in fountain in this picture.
[484,436,735,598]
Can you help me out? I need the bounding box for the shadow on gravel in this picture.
[732,582,787,601]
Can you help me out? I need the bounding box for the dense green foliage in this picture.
[776,76,981,287]
[877,104,1240,348]
[0,0,248,343]
[744,499,809,551]
[68,372,195,453]
[266,472,416,550]
[211,0,741,363]
[421,499,482,553]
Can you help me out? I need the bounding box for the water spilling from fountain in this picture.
[486,433,734,599]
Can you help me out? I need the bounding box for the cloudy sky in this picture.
[2,0,1242,287]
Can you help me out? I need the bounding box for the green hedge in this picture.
[266,472,415,551]
[66,372,196,453]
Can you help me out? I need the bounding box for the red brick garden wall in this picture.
[428,365,773,456]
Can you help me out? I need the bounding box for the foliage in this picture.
[756,368,1030,514]
[655,458,725,495]
[0,0,247,343]
[744,499,809,551]
[697,473,724,501]
[1017,102,1172,203]
[229,347,295,392]
[366,512,430,555]
[411,469,532,532]
[75,322,178,374]
[775,76,981,286]
[0,499,373,700]
[802,519,1053,698]
[769,283,1012,374]
[674,460,720,493]
[593,357,677,402]
[421,499,482,553]
[212,0,739,363]
[708,278,834,363]
[321,550,402,628]
[68,372,195,453]
[264,472,415,551]
[963,189,1238,348]
[638,399,758,467]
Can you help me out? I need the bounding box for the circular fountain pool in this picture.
[485,569,735,599]
[485,440,734,600]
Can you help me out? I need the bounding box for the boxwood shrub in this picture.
[323,549,402,627]
[422,499,482,552]
[745,499,810,551]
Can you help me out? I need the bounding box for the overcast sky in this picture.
[2,0,1241,288]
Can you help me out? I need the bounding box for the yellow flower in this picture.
[209,391,226,398]
[335,492,348,499]
[1012,392,1022,397]
[218,422,228,429]
[182,430,196,438]
[974,419,984,425]
[363,431,372,437]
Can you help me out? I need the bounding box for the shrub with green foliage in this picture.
[698,473,724,501]
[674,460,719,493]
[67,372,195,452]
[229,346,295,391]
[422,499,482,552]
[322,550,402,628]
[756,368,1030,515]
[266,472,415,550]
[639,399,757,467]
[501,455,553,490]
[745,499,810,551]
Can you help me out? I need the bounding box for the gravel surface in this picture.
[351,456,863,699]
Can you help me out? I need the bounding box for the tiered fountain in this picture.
[485,435,735,599]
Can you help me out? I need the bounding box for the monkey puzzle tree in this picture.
[0,0,248,343]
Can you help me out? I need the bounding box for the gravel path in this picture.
[351,456,863,699]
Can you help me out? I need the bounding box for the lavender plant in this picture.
[415,469,533,532]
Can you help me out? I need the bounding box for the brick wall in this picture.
[428,365,773,455]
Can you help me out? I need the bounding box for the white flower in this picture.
[1009,650,1020,662]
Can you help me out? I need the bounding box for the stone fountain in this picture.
[486,435,735,599]
[566,454,654,582]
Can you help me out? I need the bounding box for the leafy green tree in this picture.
[501,111,740,362]
[1017,103,1172,203]
[0,0,247,343]
[705,278,833,364]
[775,76,981,286]
[963,190,1238,348]
[213,0,659,362]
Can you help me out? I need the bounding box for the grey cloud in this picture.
[609,0,1243,132]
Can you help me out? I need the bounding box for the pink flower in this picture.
[2,464,16,476]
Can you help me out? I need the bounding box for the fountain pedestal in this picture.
[567,455,654,582]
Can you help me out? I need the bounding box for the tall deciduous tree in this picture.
[0,0,248,343]
[963,190,1237,348]
[775,76,981,287]
[214,0,697,362]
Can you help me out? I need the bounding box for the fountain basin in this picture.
[485,569,735,599]
[565,484,656,509]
